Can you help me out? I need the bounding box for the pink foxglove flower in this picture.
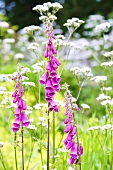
[39,21,61,112]
[63,88,83,165]
[12,68,30,133]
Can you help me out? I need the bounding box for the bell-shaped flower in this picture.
[45,78,53,90]
[12,125,20,133]
[64,123,73,133]
[46,89,55,98]
[15,107,21,117]
[13,96,18,103]
[13,116,21,128]
[46,61,52,71]
[50,68,57,77]
[21,112,30,127]
[12,90,18,97]
[70,126,76,136]
[66,140,73,150]
[39,72,48,85]
[49,100,59,112]
[70,142,78,158]
[64,117,72,124]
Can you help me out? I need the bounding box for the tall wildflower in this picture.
[12,66,30,132]
[63,84,83,165]
[33,2,62,112]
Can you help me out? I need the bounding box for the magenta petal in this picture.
[46,61,52,71]
[64,117,71,124]
[55,74,61,83]
[64,123,73,133]
[70,127,76,136]
[21,112,30,127]
[18,98,23,107]
[12,90,18,97]
[22,100,27,110]
[46,89,55,97]
[13,116,21,128]
[39,72,48,85]
[66,140,73,150]
[49,100,59,112]
[69,157,76,165]
[79,145,83,156]
[15,107,21,117]
[50,68,57,77]
[20,86,24,93]
[13,96,18,103]
[12,125,20,133]
[70,142,78,157]
[46,78,53,90]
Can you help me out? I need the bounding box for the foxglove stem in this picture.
[47,109,50,170]
[53,111,55,165]
[0,149,6,170]
[21,125,24,170]
[14,133,18,170]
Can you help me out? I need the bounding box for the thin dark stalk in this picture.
[0,149,6,170]
[53,111,55,165]
[40,123,43,166]
[14,133,18,170]
[21,125,24,170]
[47,110,50,170]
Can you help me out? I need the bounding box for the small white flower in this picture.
[87,126,101,131]
[103,51,113,58]
[14,53,24,59]
[22,82,35,87]
[55,35,65,40]
[6,103,17,109]
[0,142,4,148]
[94,22,110,33]
[96,94,111,101]
[39,16,48,22]
[101,61,113,67]
[91,76,107,83]
[22,76,29,81]
[21,67,30,74]
[100,124,112,130]
[39,117,46,122]
[101,86,112,91]
[51,2,63,10]
[0,21,9,28]
[3,38,15,43]
[27,43,39,50]
[24,25,42,33]
[27,125,37,130]
[81,104,90,109]
[7,29,14,34]
[49,15,57,21]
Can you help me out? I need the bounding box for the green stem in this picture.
[53,111,55,165]
[26,140,35,170]
[14,133,18,170]
[0,149,6,170]
[21,125,24,170]
[40,123,43,166]
[38,73,41,103]
[47,110,50,170]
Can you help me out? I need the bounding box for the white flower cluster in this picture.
[81,104,90,109]
[101,61,113,67]
[88,124,113,131]
[32,61,46,73]
[21,67,30,74]
[70,67,93,77]
[33,103,48,110]
[94,22,111,34]
[33,2,63,16]
[91,76,107,83]
[96,93,111,101]
[103,51,113,58]
[27,124,37,130]
[39,15,57,22]
[24,25,42,34]
[101,86,112,91]
[22,82,35,87]
[64,18,84,30]
[3,38,15,44]
[0,21,9,28]
[14,53,24,59]
[101,99,113,106]
[27,43,39,50]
